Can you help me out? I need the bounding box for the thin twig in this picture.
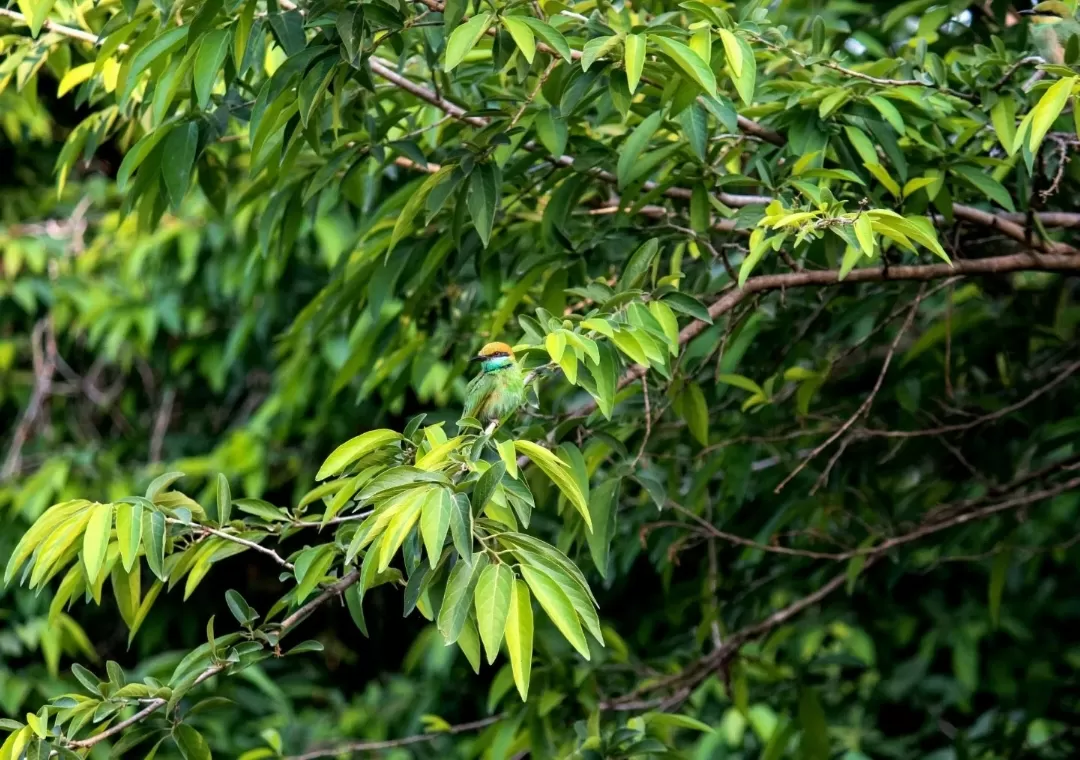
[68,569,362,748]
[285,716,502,760]
[2,319,57,481]
[774,287,925,493]
[861,358,1080,439]
[150,388,175,463]
[166,518,294,570]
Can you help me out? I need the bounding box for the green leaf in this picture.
[161,122,198,210]
[456,618,482,674]
[449,493,473,565]
[193,29,231,109]
[662,292,712,323]
[951,165,1016,212]
[738,230,769,287]
[215,473,232,526]
[1029,76,1076,156]
[581,35,620,72]
[225,589,256,626]
[316,430,402,480]
[677,381,709,446]
[345,583,369,636]
[641,712,715,733]
[513,441,592,530]
[437,554,489,644]
[390,167,453,251]
[420,488,452,569]
[502,17,536,64]
[174,724,211,760]
[649,35,717,96]
[146,471,185,500]
[445,13,494,72]
[520,565,590,659]
[467,162,500,248]
[535,108,568,156]
[798,688,829,760]
[474,563,513,664]
[504,579,533,700]
[867,95,904,134]
[990,98,1017,155]
[115,500,143,573]
[116,127,171,192]
[618,238,660,290]
[844,126,878,165]
[144,510,167,581]
[625,33,646,94]
[121,26,189,107]
[585,478,619,578]
[81,503,113,585]
[473,461,505,514]
[518,17,572,63]
[616,110,663,189]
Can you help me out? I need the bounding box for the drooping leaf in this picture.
[504,578,534,700]
[474,563,513,664]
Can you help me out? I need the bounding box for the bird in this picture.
[461,342,526,430]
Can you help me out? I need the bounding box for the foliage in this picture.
[2,0,1080,757]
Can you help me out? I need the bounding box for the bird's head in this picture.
[471,341,516,372]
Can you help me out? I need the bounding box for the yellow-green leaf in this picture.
[58,62,95,97]
[316,429,402,480]
[1029,76,1076,156]
[502,16,536,64]
[513,441,592,530]
[854,214,874,255]
[497,439,519,479]
[864,162,901,197]
[718,29,743,76]
[445,13,494,72]
[82,503,114,585]
[504,579,533,700]
[520,565,590,659]
[625,33,646,94]
[378,487,428,571]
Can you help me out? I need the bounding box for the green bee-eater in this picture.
[461,342,526,428]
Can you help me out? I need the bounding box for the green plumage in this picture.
[461,358,526,424]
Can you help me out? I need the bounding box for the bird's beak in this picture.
[469,354,484,364]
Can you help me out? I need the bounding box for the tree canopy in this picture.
[2,0,1080,757]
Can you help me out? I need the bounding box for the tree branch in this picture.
[166,518,294,570]
[773,287,925,493]
[68,569,362,749]
[285,716,502,760]
[573,252,1080,417]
